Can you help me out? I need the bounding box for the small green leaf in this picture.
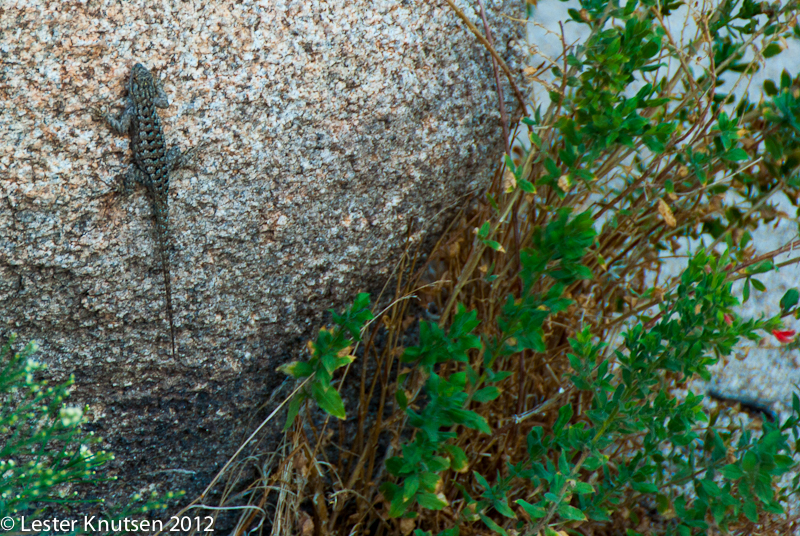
[385,457,405,477]
[656,494,670,514]
[403,474,420,500]
[443,445,468,472]
[494,498,517,519]
[428,456,450,473]
[719,463,744,480]
[420,471,441,490]
[277,361,314,379]
[763,42,783,58]
[516,499,546,519]
[389,493,413,518]
[742,451,758,472]
[504,154,517,177]
[479,513,507,536]
[482,239,505,252]
[780,289,799,312]
[472,413,492,435]
[748,261,774,274]
[781,69,792,90]
[557,503,587,521]
[573,264,593,280]
[518,179,536,193]
[632,482,659,494]
[554,404,573,434]
[283,393,305,431]
[417,492,447,510]
[396,389,408,411]
[312,382,346,419]
[473,386,500,403]
[583,455,603,471]
[744,500,758,522]
[545,157,560,177]
[723,147,749,162]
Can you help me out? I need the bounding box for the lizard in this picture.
[91,63,197,357]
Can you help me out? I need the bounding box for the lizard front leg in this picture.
[90,100,135,136]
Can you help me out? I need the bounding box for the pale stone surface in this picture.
[0,0,523,513]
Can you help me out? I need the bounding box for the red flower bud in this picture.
[772,329,796,344]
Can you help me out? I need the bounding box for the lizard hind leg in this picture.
[122,164,148,193]
[165,145,201,173]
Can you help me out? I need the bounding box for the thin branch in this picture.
[444,0,528,113]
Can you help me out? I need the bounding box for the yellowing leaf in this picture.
[658,198,677,227]
[503,168,516,192]
[558,174,571,193]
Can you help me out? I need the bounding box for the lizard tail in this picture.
[162,260,176,357]
[154,215,176,357]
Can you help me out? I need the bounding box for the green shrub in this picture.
[0,335,112,518]
[269,0,800,534]
[0,334,178,535]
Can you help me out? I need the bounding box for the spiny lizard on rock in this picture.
[91,63,197,356]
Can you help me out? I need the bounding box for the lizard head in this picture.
[129,63,155,95]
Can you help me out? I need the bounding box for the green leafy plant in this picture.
[279,292,374,428]
[381,209,596,521]
[0,335,113,518]
[0,334,179,535]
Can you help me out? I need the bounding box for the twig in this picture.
[444,0,527,112]
[477,0,510,155]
